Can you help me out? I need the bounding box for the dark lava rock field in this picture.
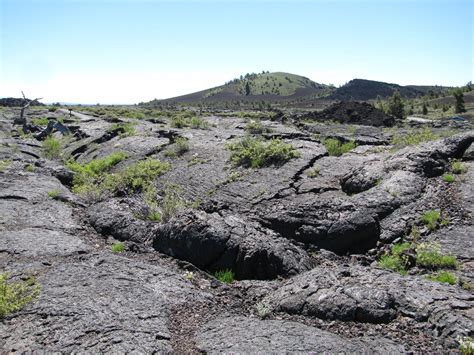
[0,105,473,353]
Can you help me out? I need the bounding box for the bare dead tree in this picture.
[18,91,42,132]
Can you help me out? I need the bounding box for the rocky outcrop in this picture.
[196,315,405,353]
[264,265,474,349]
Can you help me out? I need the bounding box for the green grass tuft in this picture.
[452,160,468,174]
[111,242,125,253]
[443,174,455,183]
[42,136,62,159]
[323,138,357,156]
[420,210,441,231]
[226,136,300,168]
[213,269,235,284]
[31,117,49,126]
[427,271,457,285]
[416,242,457,269]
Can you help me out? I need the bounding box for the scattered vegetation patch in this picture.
[452,160,468,174]
[390,128,439,147]
[42,136,62,159]
[108,122,136,137]
[416,242,457,269]
[160,184,185,222]
[0,273,40,319]
[165,137,189,158]
[66,152,128,196]
[213,269,234,284]
[323,138,357,156]
[105,159,171,194]
[245,120,272,134]
[111,242,125,253]
[443,174,455,183]
[170,112,209,129]
[31,117,49,126]
[226,136,300,168]
[420,210,441,231]
[427,271,457,285]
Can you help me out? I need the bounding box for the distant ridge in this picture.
[141,73,452,107]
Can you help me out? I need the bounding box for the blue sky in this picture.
[1,0,473,103]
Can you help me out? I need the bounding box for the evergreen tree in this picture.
[388,90,405,119]
[453,89,466,113]
[245,82,251,96]
[422,103,428,115]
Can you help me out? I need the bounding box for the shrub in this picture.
[31,117,49,126]
[148,211,162,222]
[427,271,457,285]
[0,273,40,319]
[111,242,125,253]
[25,164,35,172]
[323,138,356,156]
[42,136,62,159]
[452,160,468,174]
[226,136,300,168]
[108,159,171,194]
[48,106,58,112]
[416,243,457,269]
[420,210,440,231]
[443,174,455,183]
[213,269,234,284]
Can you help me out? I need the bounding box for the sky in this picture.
[1,0,473,104]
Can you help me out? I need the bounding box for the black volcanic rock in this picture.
[0,97,44,107]
[301,101,396,127]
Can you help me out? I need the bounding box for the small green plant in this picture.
[378,242,412,275]
[0,160,11,172]
[165,138,190,158]
[416,242,457,269]
[457,336,474,355]
[161,184,185,222]
[190,116,209,129]
[256,301,272,318]
[42,136,62,159]
[307,166,320,177]
[31,117,49,126]
[443,174,455,183]
[47,190,60,198]
[111,242,125,253]
[452,160,468,174]
[0,273,40,319]
[420,210,441,231]
[213,269,234,284]
[427,271,457,285]
[183,271,194,281]
[226,136,300,168]
[148,211,162,222]
[323,138,357,156]
[25,164,35,172]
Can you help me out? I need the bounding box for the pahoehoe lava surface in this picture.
[0,105,473,352]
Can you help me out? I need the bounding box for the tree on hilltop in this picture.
[388,90,405,119]
[453,88,466,113]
